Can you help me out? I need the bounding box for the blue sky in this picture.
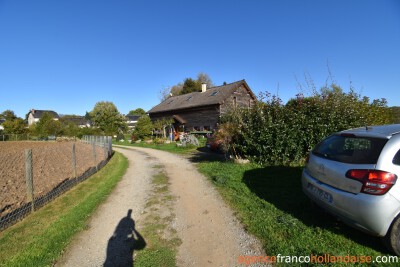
[1,0,399,118]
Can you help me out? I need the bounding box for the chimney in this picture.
[31,109,35,114]
[201,83,207,93]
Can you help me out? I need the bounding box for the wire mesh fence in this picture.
[0,136,113,231]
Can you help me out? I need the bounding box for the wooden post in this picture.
[72,143,77,178]
[25,149,35,213]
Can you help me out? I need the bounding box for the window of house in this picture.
[204,126,210,131]
[193,126,200,131]
[210,91,219,96]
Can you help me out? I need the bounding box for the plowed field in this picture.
[0,141,107,217]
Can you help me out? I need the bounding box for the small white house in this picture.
[27,109,60,126]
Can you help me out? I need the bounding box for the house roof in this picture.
[61,116,89,126]
[29,109,60,119]
[148,80,256,114]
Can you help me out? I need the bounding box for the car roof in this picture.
[339,124,400,138]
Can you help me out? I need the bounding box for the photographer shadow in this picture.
[104,209,146,267]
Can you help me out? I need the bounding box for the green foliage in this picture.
[33,112,63,138]
[220,83,394,166]
[116,133,125,141]
[90,101,127,135]
[153,118,174,138]
[1,110,17,121]
[128,108,146,116]
[181,78,201,95]
[133,115,153,140]
[390,106,400,123]
[2,118,27,135]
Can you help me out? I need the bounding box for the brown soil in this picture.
[0,141,107,217]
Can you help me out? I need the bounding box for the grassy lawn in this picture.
[197,161,393,266]
[0,152,128,267]
[113,137,207,155]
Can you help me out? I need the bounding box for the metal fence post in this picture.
[25,149,35,213]
[92,142,97,171]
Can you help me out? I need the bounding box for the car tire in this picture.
[384,215,400,256]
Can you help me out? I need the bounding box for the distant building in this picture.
[148,79,256,133]
[0,118,5,131]
[27,109,60,126]
[125,115,141,129]
[60,115,92,128]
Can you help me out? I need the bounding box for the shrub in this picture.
[220,83,394,166]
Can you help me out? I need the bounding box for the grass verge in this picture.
[197,161,393,267]
[0,152,128,267]
[113,138,207,155]
[134,165,181,267]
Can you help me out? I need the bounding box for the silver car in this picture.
[302,124,400,254]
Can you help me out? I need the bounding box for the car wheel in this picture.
[384,215,400,256]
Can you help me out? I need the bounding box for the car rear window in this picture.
[312,134,388,164]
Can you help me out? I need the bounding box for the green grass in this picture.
[197,161,393,267]
[113,137,207,154]
[135,167,180,267]
[0,152,128,267]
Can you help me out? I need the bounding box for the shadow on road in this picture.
[103,209,146,267]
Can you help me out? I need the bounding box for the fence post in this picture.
[72,143,77,178]
[25,149,35,213]
[92,142,97,171]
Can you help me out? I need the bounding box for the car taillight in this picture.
[345,169,397,195]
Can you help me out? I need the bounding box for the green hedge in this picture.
[221,84,394,166]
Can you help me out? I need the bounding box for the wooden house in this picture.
[148,80,257,133]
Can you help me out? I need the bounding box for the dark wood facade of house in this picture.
[148,80,256,132]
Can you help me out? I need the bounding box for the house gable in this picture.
[27,109,60,126]
[148,80,257,132]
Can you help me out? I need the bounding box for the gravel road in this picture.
[56,146,264,266]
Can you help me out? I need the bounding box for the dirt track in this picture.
[57,146,264,266]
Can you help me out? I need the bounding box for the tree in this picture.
[181,78,201,95]
[90,101,127,135]
[161,73,213,99]
[153,118,174,138]
[1,110,17,121]
[2,118,27,134]
[197,72,213,88]
[133,115,153,140]
[128,108,146,116]
[34,112,63,138]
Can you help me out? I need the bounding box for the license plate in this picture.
[307,183,333,204]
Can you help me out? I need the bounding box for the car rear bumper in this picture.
[302,169,400,236]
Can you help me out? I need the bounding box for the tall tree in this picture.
[197,72,214,88]
[181,78,201,95]
[133,115,153,139]
[90,101,127,135]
